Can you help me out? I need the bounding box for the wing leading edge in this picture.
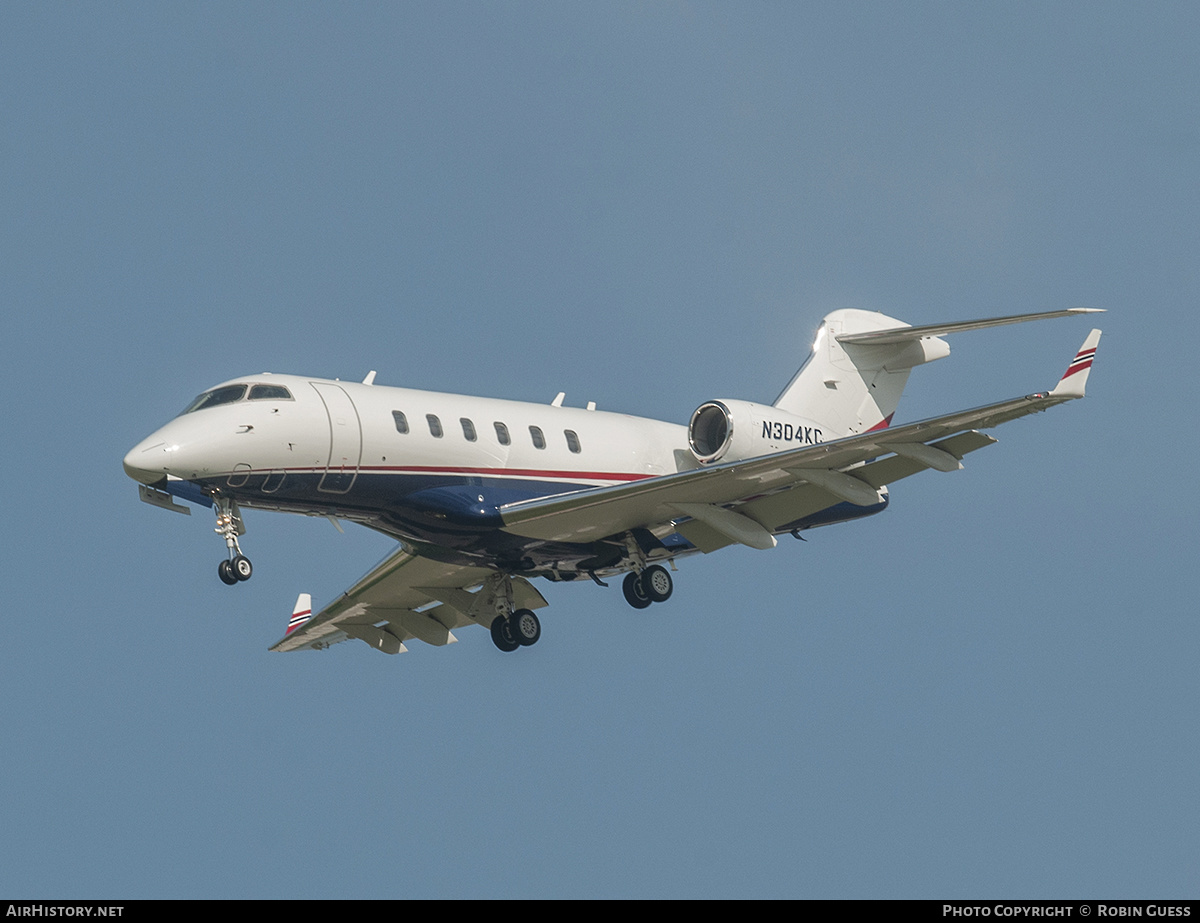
[497,329,1102,549]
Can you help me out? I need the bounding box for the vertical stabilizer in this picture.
[773,309,950,437]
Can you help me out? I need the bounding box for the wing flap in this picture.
[735,481,873,534]
[850,431,997,490]
[672,518,738,554]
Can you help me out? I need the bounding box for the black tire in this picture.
[642,564,673,603]
[232,554,253,582]
[622,571,652,609]
[218,559,238,585]
[490,615,519,652]
[511,609,541,646]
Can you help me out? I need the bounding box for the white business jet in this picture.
[123,308,1102,655]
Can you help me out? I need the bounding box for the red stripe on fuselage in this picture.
[257,464,653,483]
[866,413,895,433]
[356,465,652,482]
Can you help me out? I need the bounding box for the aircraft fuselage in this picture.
[123,373,723,575]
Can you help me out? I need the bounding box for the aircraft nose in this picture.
[123,437,169,484]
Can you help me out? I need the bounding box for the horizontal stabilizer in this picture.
[836,307,1104,346]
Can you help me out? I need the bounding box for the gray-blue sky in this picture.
[1,2,1195,897]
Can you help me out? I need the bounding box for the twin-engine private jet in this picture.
[123,308,1102,656]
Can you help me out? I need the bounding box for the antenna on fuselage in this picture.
[551,392,565,407]
[362,370,377,385]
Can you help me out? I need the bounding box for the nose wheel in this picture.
[213,497,252,586]
[219,554,253,585]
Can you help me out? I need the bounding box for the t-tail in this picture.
[772,307,1104,438]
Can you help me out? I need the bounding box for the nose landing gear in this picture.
[214,497,252,585]
[218,555,253,585]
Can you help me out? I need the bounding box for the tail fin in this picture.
[774,307,1105,437]
[773,309,950,436]
[287,593,312,635]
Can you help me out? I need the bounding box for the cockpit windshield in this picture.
[180,384,247,415]
[248,384,292,401]
[179,383,294,415]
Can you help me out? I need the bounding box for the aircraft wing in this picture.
[269,545,547,654]
[499,329,1101,550]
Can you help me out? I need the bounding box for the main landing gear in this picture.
[486,573,543,653]
[622,564,673,609]
[213,496,252,586]
[490,609,541,652]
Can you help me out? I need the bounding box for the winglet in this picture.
[1050,329,1102,399]
[287,593,313,635]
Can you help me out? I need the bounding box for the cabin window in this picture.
[392,411,409,434]
[564,429,581,453]
[427,414,443,438]
[494,422,510,446]
[248,384,293,401]
[529,425,546,449]
[460,418,477,442]
[181,384,247,414]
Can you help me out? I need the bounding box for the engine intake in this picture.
[688,399,827,465]
[688,401,735,464]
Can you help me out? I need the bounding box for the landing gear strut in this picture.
[213,497,252,585]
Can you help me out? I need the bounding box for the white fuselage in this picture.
[124,373,699,573]
[125,373,691,489]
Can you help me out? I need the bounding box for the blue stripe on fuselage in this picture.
[214,469,602,536]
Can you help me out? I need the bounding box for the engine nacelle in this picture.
[688,399,827,465]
